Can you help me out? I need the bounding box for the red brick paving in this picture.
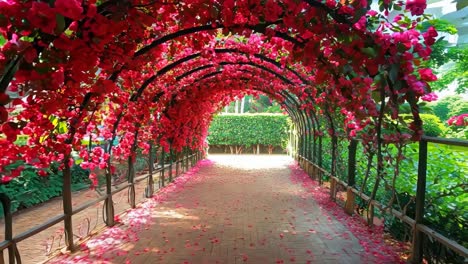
[46,155,398,264]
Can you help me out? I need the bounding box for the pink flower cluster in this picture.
[421,92,438,102]
[447,114,468,127]
[406,0,427,16]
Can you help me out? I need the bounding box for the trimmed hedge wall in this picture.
[207,114,291,151]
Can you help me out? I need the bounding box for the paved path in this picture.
[49,155,400,264]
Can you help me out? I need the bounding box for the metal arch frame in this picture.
[171,67,304,124]
[173,63,310,136]
[171,65,305,130]
[106,47,316,153]
[59,1,363,127]
[194,78,305,141]
[132,0,354,58]
[168,67,310,159]
[163,72,305,149]
[98,46,319,232]
[170,60,316,160]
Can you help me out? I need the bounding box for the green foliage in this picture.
[224,95,283,113]
[447,100,468,119]
[0,34,5,47]
[421,19,458,36]
[0,162,90,216]
[395,143,467,248]
[400,114,447,136]
[344,138,468,248]
[207,114,290,148]
[398,101,433,115]
[420,19,466,94]
[421,114,447,137]
[428,46,467,94]
[431,96,468,122]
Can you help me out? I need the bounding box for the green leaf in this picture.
[55,14,66,33]
[352,8,368,24]
[361,47,378,58]
[389,64,399,84]
[0,55,21,93]
[0,34,6,46]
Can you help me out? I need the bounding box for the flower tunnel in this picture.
[1,0,462,263]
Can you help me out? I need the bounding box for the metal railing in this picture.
[0,151,203,264]
[296,135,468,263]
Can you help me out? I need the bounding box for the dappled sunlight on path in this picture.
[49,155,403,264]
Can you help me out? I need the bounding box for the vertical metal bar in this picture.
[160,150,166,187]
[128,129,139,208]
[184,149,188,172]
[331,135,337,176]
[345,139,358,215]
[169,147,173,182]
[313,135,317,163]
[318,136,323,168]
[189,150,193,167]
[176,155,179,178]
[289,127,293,157]
[127,155,136,208]
[347,139,358,186]
[146,143,154,198]
[159,149,166,187]
[0,193,16,264]
[62,159,75,251]
[104,158,115,227]
[411,139,428,263]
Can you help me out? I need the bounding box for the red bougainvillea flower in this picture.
[406,0,427,16]
[54,0,83,20]
[423,26,438,46]
[421,92,438,102]
[28,2,57,34]
[0,93,9,105]
[418,68,437,82]
[447,114,468,127]
[0,105,8,124]
[0,0,440,183]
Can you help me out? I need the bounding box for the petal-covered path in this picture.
[50,155,402,264]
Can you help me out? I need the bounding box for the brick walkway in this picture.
[49,155,392,264]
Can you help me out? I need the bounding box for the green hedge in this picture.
[0,162,90,215]
[207,114,290,148]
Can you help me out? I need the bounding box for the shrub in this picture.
[0,162,90,215]
[400,114,447,137]
[207,114,290,150]
[420,114,447,136]
[431,96,467,122]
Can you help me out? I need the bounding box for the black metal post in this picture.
[104,155,115,227]
[169,147,173,182]
[0,193,17,264]
[345,139,358,215]
[331,135,337,176]
[175,155,179,178]
[411,139,428,263]
[347,139,358,186]
[146,143,154,197]
[160,149,165,187]
[62,159,75,250]
[127,154,136,208]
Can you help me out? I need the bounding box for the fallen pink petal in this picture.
[47,156,405,263]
